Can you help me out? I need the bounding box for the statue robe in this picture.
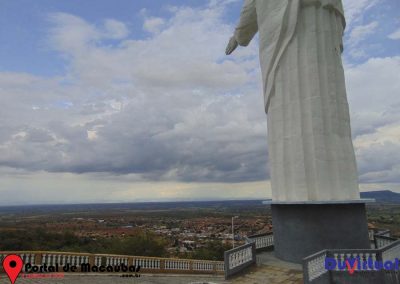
[234,0,360,201]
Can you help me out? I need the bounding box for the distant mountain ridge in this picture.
[361,190,400,203]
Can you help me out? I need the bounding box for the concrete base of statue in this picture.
[265,199,374,263]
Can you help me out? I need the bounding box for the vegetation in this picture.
[191,241,231,261]
[0,229,168,257]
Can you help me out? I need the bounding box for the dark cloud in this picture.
[0,2,399,188]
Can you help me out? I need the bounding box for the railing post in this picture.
[189,260,193,273]
[213,262,218,275]
[34,253,42,265]
[128,256,134,266]
[376,249,386,283]
[88,254,95,266]
[160,259,165,272]
[302,258,310,284]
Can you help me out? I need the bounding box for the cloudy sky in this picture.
[0,0,399,205]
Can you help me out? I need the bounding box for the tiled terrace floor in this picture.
[0,252,303,284]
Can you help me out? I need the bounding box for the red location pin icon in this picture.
[2,254,23,284]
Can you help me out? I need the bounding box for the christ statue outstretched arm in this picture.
[225,0,257,55]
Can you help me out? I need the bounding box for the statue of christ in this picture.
[226,0,360,202]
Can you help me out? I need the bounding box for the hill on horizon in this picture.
[361,190,400,203]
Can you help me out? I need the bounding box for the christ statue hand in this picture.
[225,36,238,55]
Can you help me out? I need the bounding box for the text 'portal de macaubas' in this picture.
[226,0,372,262]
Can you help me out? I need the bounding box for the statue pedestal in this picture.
[265,200,374,263]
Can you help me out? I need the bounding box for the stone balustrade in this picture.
[374,229,398,249]
[382,242,400,262]
[224,242,256,279]
[303,250,329,282]
[376,235,398,249]
[331,251,380,270]
[303,240,400,284]
[0,251,224,275]
[246,232,274,251]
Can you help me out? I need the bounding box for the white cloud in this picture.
[143,17,165,34]
[343,0,379,27]
[342,0,381,60]
[345,56,400,183]
[349,21,379,45]
[0,3,262,185]
[388,27,400,40]
[104,19,129,39]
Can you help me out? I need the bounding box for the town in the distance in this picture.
[1,190,399,262]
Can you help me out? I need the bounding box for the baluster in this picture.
[26,254,30,265]
[365,253,370,270]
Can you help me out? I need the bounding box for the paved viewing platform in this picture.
[0,274,228,284]
[230,251,303,284]
[0,251,302,284]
